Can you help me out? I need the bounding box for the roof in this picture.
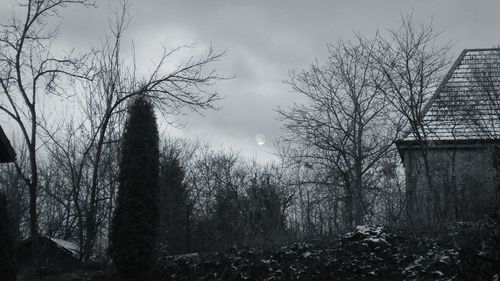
[0,125,15,162]
[17,235,81,259]
[400,48,500,144]
[49,237,80,258]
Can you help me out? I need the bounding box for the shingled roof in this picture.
[400,48,500,143]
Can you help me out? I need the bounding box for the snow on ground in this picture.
[154,225,461,280]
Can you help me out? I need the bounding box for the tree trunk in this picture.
[83,111,112,260]
[353,158,364,226]
[343,173,354,230]
[404,150,416,226]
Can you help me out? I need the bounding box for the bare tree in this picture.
[373,14,452,224]
[0,0,95,238]
[173,144,294,250]
[34,1,226,260]
[278,38,394,230]
[78,3,224,259]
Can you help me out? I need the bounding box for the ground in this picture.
[153,226,463,281]
[20,224,500,280]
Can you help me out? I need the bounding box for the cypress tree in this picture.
[158,153,189,254]
[110,97,159,280]
[0,192,16,281]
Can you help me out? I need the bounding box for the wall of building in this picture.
[402,144,499,227]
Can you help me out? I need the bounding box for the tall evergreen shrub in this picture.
[110,97,160,279]
[158,153,189,254]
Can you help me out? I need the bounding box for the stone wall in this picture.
[402,144,499,227]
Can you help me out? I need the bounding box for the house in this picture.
[396,48,500,226]
[0,125,15,163]
[16,235,83,273]
[0,125,15,281]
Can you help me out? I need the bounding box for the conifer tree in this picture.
[158,152,189,254]
[110,97,160,280]
[0,192,16,281]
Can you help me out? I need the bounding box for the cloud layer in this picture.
[1,0,500,162]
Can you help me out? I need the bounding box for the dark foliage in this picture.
[0,192,16,281]
[110,97,160,280]
[153,226,461,280]
[30,224,500,281]
[213,188,242,247]
[158,152,190,254]
[245,176,286,242]
[457,213,500,280]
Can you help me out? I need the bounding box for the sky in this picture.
[2,0,500,163]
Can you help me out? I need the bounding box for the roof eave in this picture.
[0,126,15,163]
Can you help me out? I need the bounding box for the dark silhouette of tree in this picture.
[37,1,225,260]
[213,187,241,246]
[246,174,286,241]
[110,97,160,280]
[0,192,16,281]
[278,38,394,230]
[158,149,190,254]
[373,15,452,225]
[0,0,94,239]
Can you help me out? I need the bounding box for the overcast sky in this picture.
[2,0,500,163]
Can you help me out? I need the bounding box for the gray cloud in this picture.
[2,0,500,162]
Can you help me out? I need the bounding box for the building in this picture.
[0,125,15,163]
[16,235,83,273]
[396,48,500,226]
[0,125,15,281]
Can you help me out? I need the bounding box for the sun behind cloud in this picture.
[255,134,266,146]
